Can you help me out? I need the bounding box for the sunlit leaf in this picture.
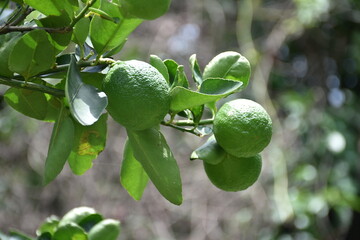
[4,88,48,120]
[163,59,178,85]
[73,17,90,46]
[9,29,56,80]
[170,78,243,113]
[36,216,60,236]
[127,128,183,205]
[52,223,87,240]
[59,207,97,227]
[68,114,108,175]
[189,54,203,85]
[37,14,72,54]
[24,0,78,18]
[65,55,108,126]
[90,0,142,55]
[171,65,189,89]
[88,219,121,240]
[203,51,251,88]
[150,55,169,83]
[120,140,149,201]
[191,135,226,165]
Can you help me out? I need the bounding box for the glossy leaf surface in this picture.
[120,140,149,201]
[66,56,108,126]
[127,128,183,205]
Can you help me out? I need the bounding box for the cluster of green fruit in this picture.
[193,99,272,191]
[102,51,272,193]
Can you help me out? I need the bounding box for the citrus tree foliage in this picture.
[0,0,272,206]
[0,207,121,240]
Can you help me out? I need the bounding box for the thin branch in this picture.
[161,121,202,137]
[69,0,97,28]
[8,6,33,26]
[0,76,65,97]
[0,26,71,34]
[169,119,214,126]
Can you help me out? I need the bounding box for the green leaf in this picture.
[78,214,103,232]
[88,219,121,240]
[37,14,72,54]
[24,0,78,18]
[90,0,142,55]
[68,114,108,175]
[65,55,108,126]
[120,140,149,201]
[171,65,189,89]
[203,51,251,88]
[189,54,203,85]
[44,109,75,184]
[81,72,105,90]
[190,105,204,125]
[163,59,178,85]
[73,17,90,46]
[0,33,21,77]
[52,223,87,240]
[38,232,52,240]
[9,29,56,80]
[149,55,169,83]
[190,135,226,165]
[127,128,183,205]
[36,216,60,236]
[60,207,97,227]
[4,88,48,120]
[170,78,243,113]
[9,231,34,240]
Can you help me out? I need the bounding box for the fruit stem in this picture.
[69,0,97,28]
[0,75,65,97]
[161,121,202,137]
[170,119,214,126]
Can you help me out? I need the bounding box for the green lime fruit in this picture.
[204,154,262,191]
[122,0,171,20]
[103,60,170,131]
[213,99,272,158]
[203,51,251,88]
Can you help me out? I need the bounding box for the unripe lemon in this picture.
[103,60,170,131]
[122,0,171,20]
[204,154,262,191]
[213,99,272,158]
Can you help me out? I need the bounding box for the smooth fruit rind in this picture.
[103,60,170,131]
[204,154,262,191]
[213,99,272,158]
[122,0,171,20]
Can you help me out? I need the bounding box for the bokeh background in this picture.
[1,0,360,239]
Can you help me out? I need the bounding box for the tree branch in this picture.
[168,119,214,126]
[0,26,72,34]
[69,0,97,28]
[161,121,202,136]
[0,76,65,97]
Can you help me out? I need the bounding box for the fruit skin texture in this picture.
[204,154,262,191]
[213,99,272,158]
[103,60,170,131]
[122,0,171,20]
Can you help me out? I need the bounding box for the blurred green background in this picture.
[1,0,360,239]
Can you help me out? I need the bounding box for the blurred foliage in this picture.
[0,0,360,239]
